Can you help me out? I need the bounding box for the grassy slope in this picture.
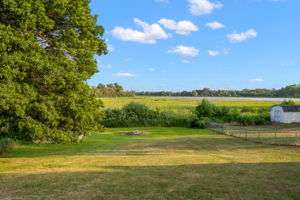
[1,127,300,200]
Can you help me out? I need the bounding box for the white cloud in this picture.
[105,39,115,52]
[99,65,112,69]
[97,60,112,69]
[205,21,225,29]
[111,18,170,44]
[181,59,190,64]
[208,50,219,56]
[250,78,264,82]
[227,29,258,43]
[148,68,155,71]
[154,0,169,2]
[107,44,114,52]
[158,19,199,35]
[112,73,137,77]
[168,45,200,57]
[188,0,223,15]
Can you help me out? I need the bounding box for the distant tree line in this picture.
[91,83,135,97]
[136,84,300,97]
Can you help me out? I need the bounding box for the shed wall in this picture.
[271,106,285,123]
[283,112,300,123]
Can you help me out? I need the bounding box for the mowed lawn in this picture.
[1,128,300,200]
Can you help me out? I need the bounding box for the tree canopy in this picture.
[91,83,136,97]
[136,84,300,97]
[0,0,107,143]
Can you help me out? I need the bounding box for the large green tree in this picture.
[0,0,107,143]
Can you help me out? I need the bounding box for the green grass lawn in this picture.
[1,127,300,200]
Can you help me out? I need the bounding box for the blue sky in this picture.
[88,0,300,91]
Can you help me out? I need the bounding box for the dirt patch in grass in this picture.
[123,131,151,136]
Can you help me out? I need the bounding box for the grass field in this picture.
[101,97,280,117]
[1,127,300,200]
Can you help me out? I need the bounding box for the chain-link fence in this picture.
[212,126,300,146]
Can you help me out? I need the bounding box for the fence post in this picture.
[274,130,277,144]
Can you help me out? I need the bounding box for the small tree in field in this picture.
[195,99,215,118]
[0,0,107,143]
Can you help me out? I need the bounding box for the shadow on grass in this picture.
[1,162,300,200]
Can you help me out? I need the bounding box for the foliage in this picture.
[0,0,107,143]
[195,99,215,118]
[0,138,14,155]
[195,99,230,120]
[195,99,270,125]
[101,103,191,128]
[190,118,209,129]
[136,84,300,97]
[241,106,257,113]
[280,100,296,105]
[91,83,135,97]
[237,113,270,126]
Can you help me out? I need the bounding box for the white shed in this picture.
[270,105,300,123]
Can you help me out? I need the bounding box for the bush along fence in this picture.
[211,125,300,147]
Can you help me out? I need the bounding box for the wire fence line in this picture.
[211,125,300,147]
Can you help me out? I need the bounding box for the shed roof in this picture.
[272,105,300,112]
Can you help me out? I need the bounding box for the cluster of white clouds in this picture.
[205,21,224,29]
[158,19,199,35]
[112,18,200,44]
[109,0,265,79]
[227,29,258,43]
[168,45,200,57]
[111,18,170,44]
[110,0,262,46]
[188,0,222,15]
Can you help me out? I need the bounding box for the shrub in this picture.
[281,100,295,105]
[236,113,270,126]
[101,103,191,128]
[123,102,156,119]
[195,99,215,118]
[241,106,256,113]
[257,106,269,113]
[222,109,240,123]
[190,118,209,129]
[213,106,230,119]
[0,138,14,155]
[194,100,270,126]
